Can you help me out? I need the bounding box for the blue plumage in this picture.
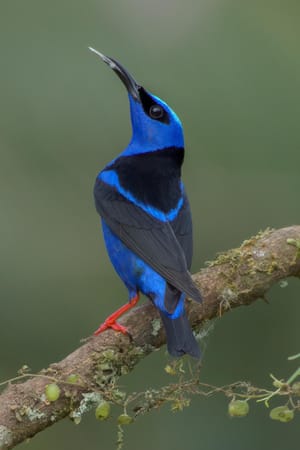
[101,220,185,320]
[125,93,184,155]
[90,48,202,357]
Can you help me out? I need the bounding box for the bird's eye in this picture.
[149,104,164,119]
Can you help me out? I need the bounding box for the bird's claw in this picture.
[94,320,129,336]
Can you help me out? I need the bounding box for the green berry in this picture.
[118,414,133,425]
[45,383,60,402]
[164,365,176,376]
[228,400,249,417]
[66,374,79,384]
[270,406,294,422]
[95,401,111,421]
[291,382,300,396]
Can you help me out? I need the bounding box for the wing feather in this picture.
[94,179,201,302]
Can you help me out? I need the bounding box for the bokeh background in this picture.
[1,0,300,448]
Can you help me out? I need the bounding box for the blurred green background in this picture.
[1,0,300,448]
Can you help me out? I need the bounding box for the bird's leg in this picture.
[94,293,140,336]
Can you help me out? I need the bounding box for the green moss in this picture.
[253,254,279,275]
[68,345,147,424]
[151,318,161,336]
[69,392,103,424]
[93,346,145,388]
[287,238,300,248]
[102,349,118,361]
[206,228,274,269]
[15,406,46,423]
[25,407,46,422]
[220,287,238,303]
[219,287,238,314]
[241,227,273,246]
[287,238,300,260]
[206,247,241,268]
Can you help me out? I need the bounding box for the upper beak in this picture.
[89,47,140,102]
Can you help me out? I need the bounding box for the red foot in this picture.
[94,293,140,336]
[94,320,128,335]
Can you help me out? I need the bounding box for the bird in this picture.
[89,47,202,358]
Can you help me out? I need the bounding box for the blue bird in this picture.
[90,48,202,358]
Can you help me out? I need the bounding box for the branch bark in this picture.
[1,226,299,449]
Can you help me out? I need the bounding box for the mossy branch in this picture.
[0,226,300,450]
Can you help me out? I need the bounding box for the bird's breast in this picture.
[104,146,184,215]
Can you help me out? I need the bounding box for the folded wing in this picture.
[94,179,202,303]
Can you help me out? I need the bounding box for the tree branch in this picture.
[0,226,299,449]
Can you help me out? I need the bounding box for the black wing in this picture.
[170,190,193,270]
[94,179,201,302]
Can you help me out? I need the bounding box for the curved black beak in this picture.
[89,47,140,102]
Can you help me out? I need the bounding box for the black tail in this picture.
[159,310,201,359]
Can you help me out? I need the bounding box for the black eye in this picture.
[149,104,164,119]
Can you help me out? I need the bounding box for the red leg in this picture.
[94,293,140,336]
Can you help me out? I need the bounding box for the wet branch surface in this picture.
[0,226,299,449]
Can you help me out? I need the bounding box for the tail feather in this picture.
[159,310,201,359]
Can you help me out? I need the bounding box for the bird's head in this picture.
[89,48,184,155]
